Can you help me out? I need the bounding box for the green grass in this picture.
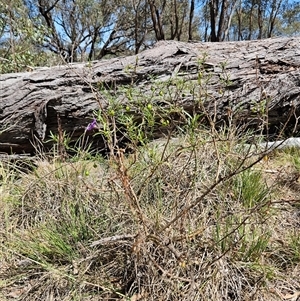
[1,127,300,301]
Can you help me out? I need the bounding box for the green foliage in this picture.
[0,0,49,73]
[289,231,300,263]
[281,147,300,172]
[12,198,97,263]
[91,73,216,155]
[233,169,270,208]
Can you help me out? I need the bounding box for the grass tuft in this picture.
[1,128,299,300]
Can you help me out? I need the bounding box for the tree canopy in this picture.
[0,0,299,73]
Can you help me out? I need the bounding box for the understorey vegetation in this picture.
[0,74,300,301]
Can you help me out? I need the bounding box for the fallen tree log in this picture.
[1,37,300,154]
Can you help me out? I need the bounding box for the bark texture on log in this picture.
[1,37,300,154]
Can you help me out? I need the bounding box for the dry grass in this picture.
[0,130,300,301]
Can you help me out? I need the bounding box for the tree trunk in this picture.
[1,37,300,154]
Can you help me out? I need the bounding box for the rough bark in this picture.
[1,37,300,154]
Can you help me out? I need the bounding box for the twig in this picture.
[90,234,136,247]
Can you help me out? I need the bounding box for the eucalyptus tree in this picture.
[131,0,151,53]
[22,0,119,62]
[205,0,239,41]
[203,0,299,41]
[189,0,195,40]
[228,0,299,40]
[148,0,165,40]
[280,1,300,36]
[239,0,286,39]
[147,0,200,41]
[102,0,152,56]
[0,0,47,73]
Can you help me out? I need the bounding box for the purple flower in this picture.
[86,118,98,131]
